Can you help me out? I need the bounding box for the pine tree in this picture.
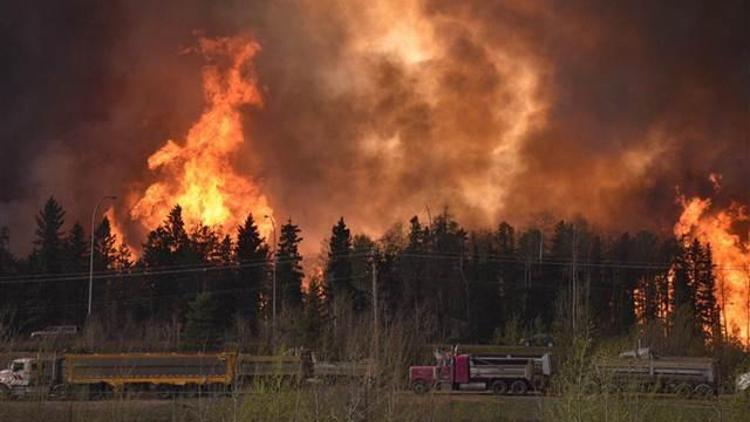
[30,197,66,326]
[428,209,467,335]
[93,217,119,325]
[64,223,88,323]
[140,205,194,321]
[114,242,133,270]
[277,220,304,312]
[235,214,269,330]
[695,243,721,345]
[65,223,88,272]
[0,227,19,329]
[183,291,222,349]
[33,196,66,273]
[671,238,698,336]
[301,275,325,346]
[326,217,353,304]
[609,232,636,335]
[518,228,544,322]
[350,234,375,312]
[93,217,117,270]
[401,216,428,318]
[496,222,518,324]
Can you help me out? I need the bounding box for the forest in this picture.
[0,196,742,362]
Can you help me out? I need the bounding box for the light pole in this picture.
[264,215,277,340]
[88,195,117,317]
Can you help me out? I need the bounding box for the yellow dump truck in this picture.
[1,352,312,400]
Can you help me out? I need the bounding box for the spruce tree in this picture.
[235,214,269,329]
[93,217,118,324]
[64,223,88,323]
[33,196,66,273]
[326,217,353,304]
[93,217,117,270]
[301,275,325,346]
[671,238,698,336]
[401,216,428,317]
[350,234,375,312]
[277,220,304,312]
[695,243,721,344]
[140,205,193,321]
[30,197,66,326]
[183,291,222,349]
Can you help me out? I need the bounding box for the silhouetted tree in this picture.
[29,197,66,326]
[301,274,325,346]
[326,218,353,304]
[183,291,222,349]
[234,214,269,330]
[277,219,304,312]
[32,197,66,273]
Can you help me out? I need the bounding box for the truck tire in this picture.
[49,385,69,401]
[674,383,692,399]
[156,384,173,399]
[510,380,528,395]
[412,380,429,394]
[0,385,10,401]
[491,380,508,395]
[693,384,713,398]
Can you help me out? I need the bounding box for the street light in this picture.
[88,195,117,317]
[264,215,277,340]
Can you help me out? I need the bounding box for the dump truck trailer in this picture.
[312,359,375,384]
[0,353,236,399]
[595,349,718,397]
[236,353,312,387]
[409,350,552,395]
[0,352,316,400]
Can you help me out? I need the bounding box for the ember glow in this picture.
[674,194,750,343]
[130,36,273,237]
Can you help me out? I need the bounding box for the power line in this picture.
[0,250,747,286]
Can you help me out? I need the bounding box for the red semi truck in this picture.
[409,349,552,395]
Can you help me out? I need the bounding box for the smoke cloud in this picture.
[1,0,748,254]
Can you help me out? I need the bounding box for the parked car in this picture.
[29,325,79,340]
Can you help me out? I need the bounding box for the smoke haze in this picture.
[1,0,748,254]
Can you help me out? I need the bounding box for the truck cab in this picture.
[0,357,61,399]
[0,359,35,398]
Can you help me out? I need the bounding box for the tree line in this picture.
[0,197,731,354]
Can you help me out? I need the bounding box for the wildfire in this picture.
[104,207,126,245]
[674,193,750,343]
[130,35,273,238]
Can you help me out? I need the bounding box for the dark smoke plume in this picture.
[1,0,748,254]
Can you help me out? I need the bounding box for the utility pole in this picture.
[88,195,116,318]
[571,225,578,335]
[371,249,378,361]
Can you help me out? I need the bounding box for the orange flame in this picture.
[104,207,126,245]
[674,192,750,344]
[130,35,273,238]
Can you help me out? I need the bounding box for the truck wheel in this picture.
[510,380,528,395]
[491,380,508,395]
[49,385,68,401]
[156,385,173,399]
[412,380,429,394]
[693,384,713,398]
[674,383,692,399]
